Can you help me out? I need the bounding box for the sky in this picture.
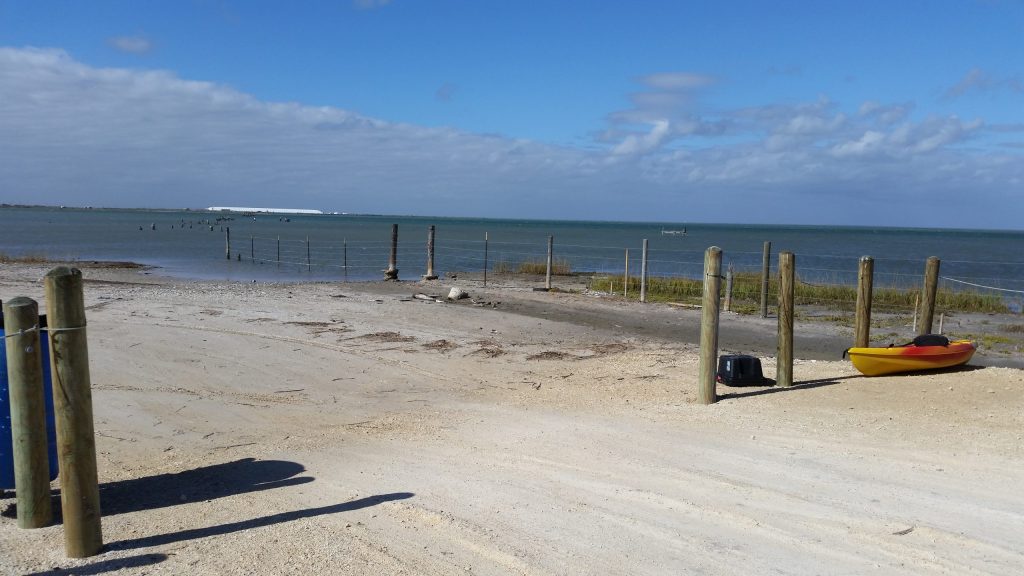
[1,0,1022,229]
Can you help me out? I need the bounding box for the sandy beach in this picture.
[1,262,1022,575]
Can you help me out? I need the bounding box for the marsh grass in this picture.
[588,271,1010,314]
[0,252,50,264]
[492,259,572,276]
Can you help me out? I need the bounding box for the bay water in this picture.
[1,207,1022,306]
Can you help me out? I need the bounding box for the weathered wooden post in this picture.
[43,267,103,558]
[724,264,734,312]
[919,256,940,335]
[424,225,438,280]
[483,232,489,287]
[545,235,553,290]
[760,241,771,318]
[698,247,723,405]
[3,297,53,529]
[384,224,399,280]
[912,293,919,332]
[854,256,874,348]
[306,236,311,272]
[225,227,231,260]
[777,252,795,387]
[276,236,281,266]
[623,249,630,297]
[640,239,649,303]
[343,239,348,282]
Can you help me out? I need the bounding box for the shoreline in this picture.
[24,259,1023,369]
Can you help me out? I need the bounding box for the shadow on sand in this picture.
[99,457,314,516]
[718,374,860,399]
[106,492,414,551]
[719,363,986,400]
[25,553,168,576]
[2,458,314,521]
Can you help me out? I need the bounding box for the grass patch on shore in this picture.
[0,252,50,264]
[588,271,1010,314]
[492,259,572,276]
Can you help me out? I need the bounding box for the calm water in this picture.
[1,207,1022,300]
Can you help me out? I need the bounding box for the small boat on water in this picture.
[845,335,976,376]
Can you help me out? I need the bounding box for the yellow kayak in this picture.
[846,337,976,376]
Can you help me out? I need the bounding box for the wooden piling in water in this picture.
[225,227,231,260]
[545,236,553,290]
[854,256,874,348]
[483,232,489,287]
[698,247,723,405]
[623,249,629,298]
[306,236,311,272]
[919,257,940,335]
[343,239,348,282]
[43,267,103,558]
[724,264,734,312]
[276,236,280,266]
[912,293,919,332]
[640,239,649,303]
[424,225,438,280]
[760,241,771,318]
[777,252,795,387]
[384,224,399,280]
[2,297,53,529]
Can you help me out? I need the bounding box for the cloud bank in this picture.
[0,47,1020,228]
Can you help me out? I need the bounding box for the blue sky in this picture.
[1,0,1022,228]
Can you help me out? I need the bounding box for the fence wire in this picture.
[226,233,1024,316]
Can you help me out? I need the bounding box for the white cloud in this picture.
[638,72,715,91]
[0,48,1020,227]
[830,130,886,157]
[611,120,671,156]
[944,68,1024,99]
[107,35,153,55]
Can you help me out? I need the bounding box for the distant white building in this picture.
[208,206,323,215]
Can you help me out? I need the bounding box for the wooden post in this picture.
[483,232,489,287]
[912,293,919,332]
[623,249,629,297]
[640,239,649,303]
[919,257,940,335]
[343,239,348,282]
[384,224,399,280]
[276,236,280,266]
[43,267,103,558]
[2,297,53,529]
[777,252,795,387]
[225,227,231,260]
[306,236,311,272]
[939,312,945,334]
[854,256,874,348]
[724,264,734,312]
[424,225,438,280]
[760,241,771,318]
[545,235,553,290]
[697,247,723,405]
